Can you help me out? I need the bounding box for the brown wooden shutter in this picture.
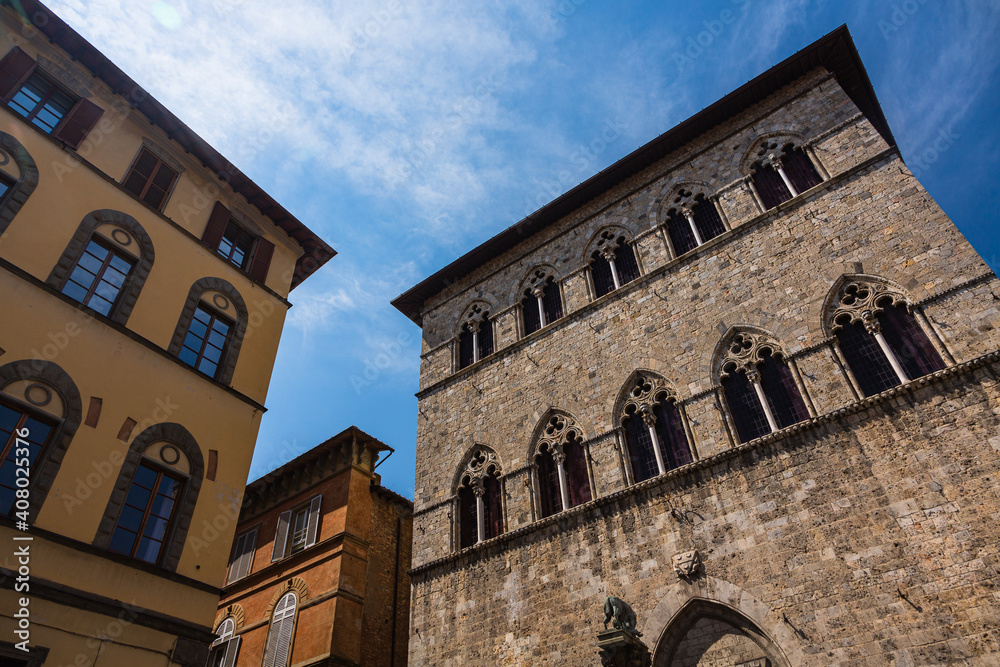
[271,510,291,561]
[0,47,35,101]
[203,201,230,250]
[248,237,274,282]
[53,98,104,149]
[305,495,322,547]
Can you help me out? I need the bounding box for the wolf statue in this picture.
[603,595,641,636]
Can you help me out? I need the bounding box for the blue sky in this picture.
[46,0,999,499]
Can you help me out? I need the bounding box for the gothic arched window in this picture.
[590,230,640,298]
[521,270,563,336]
[718,331,810,443]
[830,279,945,396]
[618,373,693,483]
[263,591,297,667]
[532,413,592,518]
[750,141,822,209]
[664,189,726,257]
[457,303,494,369]
[456,446,503,549]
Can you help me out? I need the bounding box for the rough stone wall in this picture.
[410,364,1000,665]
[407,66,1000,666]
[361,488,414,667]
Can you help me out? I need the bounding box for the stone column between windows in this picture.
[602,247,621,290]
[774,160,799,198]
[473,483,485,543]
[641,407,667,476]
[682,207,704,247]
[553,447,570,511]
[747,368,779,433]
[866,319,909,383]
[533,285,547,328]
[471,326,480,364]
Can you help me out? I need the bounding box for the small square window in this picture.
[123,147,178,211]
[217,221,256,269]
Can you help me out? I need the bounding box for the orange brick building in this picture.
[210,427,412,667]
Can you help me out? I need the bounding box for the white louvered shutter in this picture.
[227,529,257,583]
[271,511,291,561]
[263,592,296,667]
[221,636,241,667]
[305,495,322,548]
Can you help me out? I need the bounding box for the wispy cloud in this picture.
[46,0,563,230]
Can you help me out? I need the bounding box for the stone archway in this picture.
[644,577,808,666]
[653,599,788,667]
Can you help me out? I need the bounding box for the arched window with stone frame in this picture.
[530,412,592,519]
[826,277,947,397]
[716,329,812,444]
[167,277,248,384]
[616,372,694,484]
[455,445,504,549]
[662,187,727,257]
[92,423,203,571]
[0,359,82,521]
[519,268,563,336]
[747,139,823,210]
[588,229,641,299]
[208,616,240,667]
[0,130,40,237]
[456,302,495,370]
[46,210,155,325]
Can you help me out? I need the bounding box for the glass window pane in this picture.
[157,475,180,498]
[134,465,158,489]
[143,516,169,541]
[117,505,144,532]
[136,537,162,564]
[151,495,175,519]
[109,527,137,555]
[124,484,151,510]
[178,346,199,367]
[196,359,218,377]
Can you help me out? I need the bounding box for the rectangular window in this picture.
[108,462,182,565]
[0,401,54,516]
[270,495,322,561]
[217,221,256,269]
[226,527,258,584]
[7,71,74,133]
[60,238,135,317]
[288,506,309,555]
[202,201,275,282]
[179,305,233,379]
[122,147,178,211]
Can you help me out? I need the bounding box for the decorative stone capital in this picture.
[672,549,703,579]
[639,404,657,427]
[745,368,761,384]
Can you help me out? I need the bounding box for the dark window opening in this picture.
[752,163,791,210]
[458,483,477,549]
[563,435,592,508]
[876,301,945,381]
[722,366,771,443]
[692,194,725,243]
[653,399,692,471]
[591,252,616,298]
[521,292,542,336]
[623,410,659,483]
[536,446,562,519]
[616,242,640,284]
[757,352,809,428]
[123,148,178,211]
[483,473,502,540]
[782,144,822,194]
[666,209,697,256]
[522,276,563,336]
[835,316,901,396]
[458,329,476,369]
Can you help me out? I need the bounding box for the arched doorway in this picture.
[653,599,789,667]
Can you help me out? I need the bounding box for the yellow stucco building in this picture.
[0,1,333,664]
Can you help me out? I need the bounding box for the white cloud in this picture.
[45,0,561,228]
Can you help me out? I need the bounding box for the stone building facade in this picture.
[392,27,1000,666]
[211,426,412,667]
